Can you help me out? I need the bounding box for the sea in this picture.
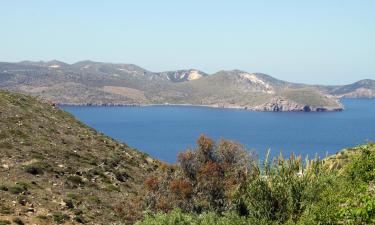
[62,99,375,163]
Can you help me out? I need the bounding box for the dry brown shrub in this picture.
[169,178,192,199]
[144,176,159,191]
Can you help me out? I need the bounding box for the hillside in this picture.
[0,91,159,224]
[0,61,352,111]
[324,142,375,170]
[321,79,375,98]
[155,70,343,111]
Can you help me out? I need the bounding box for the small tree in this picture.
[144,135,256,213]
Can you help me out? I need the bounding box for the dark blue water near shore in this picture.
[62,99,375,163]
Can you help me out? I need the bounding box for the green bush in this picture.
[63,198,74,209]
[53,212,70,224]
[235,153,330,224]
[8,183,27,194]
[23,161,51,175]
[0,205,14,214]
[0,184,8,191]
[12,218,24,225]
[345,145,375,183]
[114,169,131,182]
[66,175,84,186]
[296,144,375,225]
[74,215,85,224]
[103,183,120,192]
[339,187,375,225]
[36,215,49,221]
[136,209,253,225]
[0,220,11,225]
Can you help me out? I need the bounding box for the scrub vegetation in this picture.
[137,137,375,225]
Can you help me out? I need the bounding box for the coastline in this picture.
[58,102,344,112]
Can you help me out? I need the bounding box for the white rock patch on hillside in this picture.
[187,70,203,81]
[239,73,274,94]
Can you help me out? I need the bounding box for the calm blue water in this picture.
[62,99,375,163]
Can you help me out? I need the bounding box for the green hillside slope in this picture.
[0,91,158,224]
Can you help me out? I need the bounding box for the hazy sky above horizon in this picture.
[1,0,374,85]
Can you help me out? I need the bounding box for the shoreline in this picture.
[58,102,344,112]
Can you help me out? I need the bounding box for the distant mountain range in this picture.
[0,60,374,111]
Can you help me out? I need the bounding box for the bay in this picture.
[62,99,375,163]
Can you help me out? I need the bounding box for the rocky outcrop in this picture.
[252,98,303,111]
[252,97,343,112]
[157,69,208,82]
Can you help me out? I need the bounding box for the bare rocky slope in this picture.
[0,90,159,224]
[1,60,373,111]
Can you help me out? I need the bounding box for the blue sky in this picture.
[1,0,374,84]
